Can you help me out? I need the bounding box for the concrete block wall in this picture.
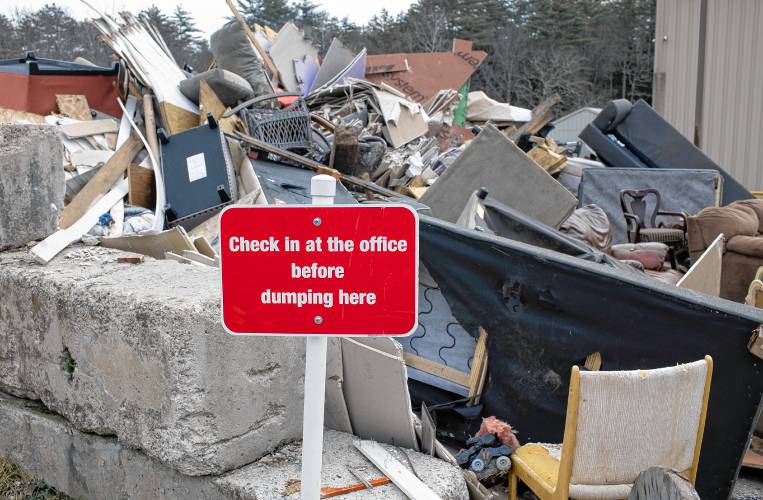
[0,391,468,499]
[0,247,305,475]
[0,124,63,250]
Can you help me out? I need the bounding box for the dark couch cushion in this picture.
[592,99,633,132]
[612,100,752,205]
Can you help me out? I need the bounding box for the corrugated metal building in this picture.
[548,107,601,158]
[654,0,763,191]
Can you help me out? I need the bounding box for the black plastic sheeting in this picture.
[419,215,763,499]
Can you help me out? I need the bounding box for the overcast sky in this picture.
[1,0,415,37]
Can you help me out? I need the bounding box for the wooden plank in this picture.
[353,440,440,500]
[742,449,763,470]
[60,135,143,229]
[127,164,156,209]
[61,119,119,138]
[403,351,470,388]
[56,94,92,121]
[508,94,560,142]
[320,477,392,498]
[467,327,488,400]
[473,356,488,405]
[199,79,226,126]
[159,101,200,135]
[584,352,602,371]
[193,236,218,259]
[182,250,217,267]
[31,180,128,264]
[143,94,160,162]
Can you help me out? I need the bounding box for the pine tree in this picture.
[236,0,295,30]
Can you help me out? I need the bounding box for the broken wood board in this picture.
[467,327,488,401]
[341,338,418,450]
[60,119,119,138]
[143,94,160,162]
[528,145,566,175]
[56,94,92,121]
[419,125,577,227]
[128,164,156,209]
[181,250,217,267]
[0,107,46,124]
[508,94,560,142]
[677,233,723,296]
[199,79,227,126]
[165,251,203,266]
[160,101,200,135]
[353,440,440,500]
[60,135,143,229]
[743,436,763,470]
[403,352,471,388]
[193,236,218,259]
[100,226,196,260]
[31,179,128,264]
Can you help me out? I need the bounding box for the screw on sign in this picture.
[218,175,419,499]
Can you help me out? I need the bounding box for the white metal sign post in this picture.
[220,174,418,499]
[300,174,335,499]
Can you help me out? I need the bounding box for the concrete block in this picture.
[0,392,228,500]
[0,391,469,500]
[217,428,469,499]
[0,124,63,250]
[0,246,305,475]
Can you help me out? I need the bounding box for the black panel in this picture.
[419,216,763,499]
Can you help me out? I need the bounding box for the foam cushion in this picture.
[179,68,254,107]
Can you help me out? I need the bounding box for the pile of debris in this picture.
[2,2,763,500]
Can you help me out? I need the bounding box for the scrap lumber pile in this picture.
[3,3,763,500]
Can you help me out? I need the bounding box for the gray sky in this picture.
[1,0,414,37]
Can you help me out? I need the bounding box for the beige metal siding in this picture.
[701,0,763,190]
[653,0,701,141]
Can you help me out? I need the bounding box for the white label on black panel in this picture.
[186,153,207,182]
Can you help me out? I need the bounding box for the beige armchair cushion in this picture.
[570,361,708,485]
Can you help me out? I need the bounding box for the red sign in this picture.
[220,205,418,336]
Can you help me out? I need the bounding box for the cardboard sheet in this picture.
[365,39,486,104]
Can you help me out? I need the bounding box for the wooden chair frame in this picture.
[509,356,713,500]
